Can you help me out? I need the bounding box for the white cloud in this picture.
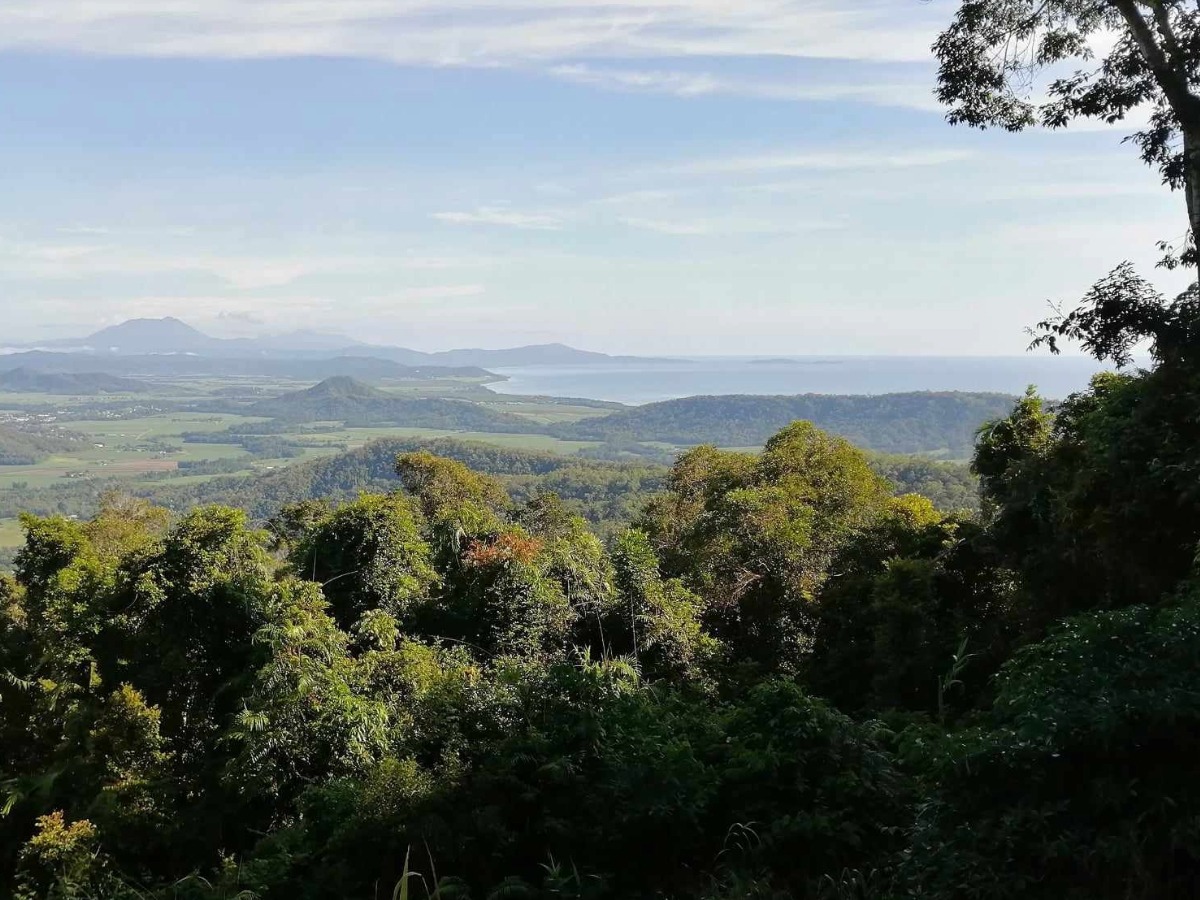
[618,215,838,236]
[57,225,114,236]
[25,284,490,333]
[548,64,939,110]
[0,237,328,285]
[665,148,974,177]
[365,284,488,305]
[433,207,563,230]
[0,237,505,287]
[591,189,682,206]
[619,216,716,236]
[0,1,948,66]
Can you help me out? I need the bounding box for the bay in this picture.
[485,355,1125,406]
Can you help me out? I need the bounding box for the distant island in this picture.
[748,358,843,366]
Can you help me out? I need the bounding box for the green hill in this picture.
[144,435,977,531]
[552,391,1017,457]
[146,436,667,533]
[0,424,88,465]
[0,367,148,395]
[248,376,533,429]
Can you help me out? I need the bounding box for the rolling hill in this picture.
[248,376,536,430]
[0,424,88,465]
[0,367,148,395]
[141,436,977,532]
[551,391,1017,457]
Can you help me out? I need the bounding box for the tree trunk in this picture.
[1185,127,1200,288]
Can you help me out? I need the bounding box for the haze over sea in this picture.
[486,355,1121,406]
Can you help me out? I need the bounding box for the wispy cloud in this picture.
[548,64,939,110]
[0,237,498,288]
[433,207,563,230]
[619,217,723,236]
[0,2,945,66]
[618,215,836,236]
[590,189,682,206]
[375,284,487,303]
[27,284,490,332]
[0,239,352,287]
[665,148,974,177]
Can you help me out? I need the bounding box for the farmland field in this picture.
[0,517,22,550]
[0,376,614,524]
[0,413,270,489]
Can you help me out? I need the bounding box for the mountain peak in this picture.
[34,317,655,367]
[303,376,388,400]
[85,317,214,353]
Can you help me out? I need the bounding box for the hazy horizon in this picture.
[0,313,1115,360]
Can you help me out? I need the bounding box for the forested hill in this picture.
[247,377,532,429]
[0,424,87,465]
[0,367,148,395]
[551,391,1016,457]
[140,436,978,534]
[145,437,670,532]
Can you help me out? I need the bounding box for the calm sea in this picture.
[485,356,1125,406]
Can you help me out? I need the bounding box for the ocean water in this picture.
[485,355,1126,406]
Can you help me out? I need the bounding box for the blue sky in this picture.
[0,0,1190,354]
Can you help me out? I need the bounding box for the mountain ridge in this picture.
[0,367,149,395]
[0,351,495,381]
[17,317,665,367]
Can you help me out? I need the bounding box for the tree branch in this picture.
[1111,0,1200,123]
[1147,0,1186,69]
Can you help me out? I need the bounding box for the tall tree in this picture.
[936,0,1200,276]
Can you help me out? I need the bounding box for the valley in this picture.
[0,327,1001,568]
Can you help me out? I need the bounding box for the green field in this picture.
[479,399,615,424]
[0,374,612,509]
[0,517,22,550]
[62,412,268,438]
[0,413,272,489]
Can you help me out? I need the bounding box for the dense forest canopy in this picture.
[70,438,977,534]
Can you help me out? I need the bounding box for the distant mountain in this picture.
[551,391,1019,457]
[424,343,657,368]
[25,317,664,367]
[0,367,148,395]
[249,377,534,430]
[356,342,670,368]
[255,330,366,352]
[83,317,217,354]
[0,352,493,381]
